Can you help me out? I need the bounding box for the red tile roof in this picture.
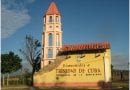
[59,42,110,52]
[45,2,60,15]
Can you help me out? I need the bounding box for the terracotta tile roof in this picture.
[45,2,60,15]
[59,42,110,52]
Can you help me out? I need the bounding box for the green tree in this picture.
[1,51,22,74]
[19,35,41,85]
[1,51,22,86]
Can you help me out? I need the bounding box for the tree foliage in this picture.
[1,51,22,74]
[19,35,41,85]
[19,35,41,73]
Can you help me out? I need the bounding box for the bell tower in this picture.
[41,2,62,68]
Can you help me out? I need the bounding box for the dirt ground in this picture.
[1,81,129,90]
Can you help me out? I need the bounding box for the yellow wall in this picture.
[34,49,111,84]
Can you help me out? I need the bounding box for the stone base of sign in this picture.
[34,82,111,88]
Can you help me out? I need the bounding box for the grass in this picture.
[112,81,129,88]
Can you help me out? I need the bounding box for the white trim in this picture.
[104,52,111,82]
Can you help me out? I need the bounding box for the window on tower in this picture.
[50,26,52,28]
[56,16,59,22]
[56,26,59,28]
[49,33,53,46]
[49,16,53,22]
[56,34,59,46]
[56,49,59,55]
[48,49,53,58]
[44,17,46,23]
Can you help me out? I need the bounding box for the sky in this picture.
[1,0,129,71]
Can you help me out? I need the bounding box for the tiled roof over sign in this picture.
[45,2,60,15]
[59,42,110,52]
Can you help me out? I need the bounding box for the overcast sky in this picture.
[1,0,129,70]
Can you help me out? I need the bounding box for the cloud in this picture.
[1,7,30,38]
[1,0,35,39]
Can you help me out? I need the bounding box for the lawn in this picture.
[112,81,129,89]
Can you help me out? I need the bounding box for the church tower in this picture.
[41,2,62,68]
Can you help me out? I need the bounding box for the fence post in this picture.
[2,74,4,86]
[7,73,9,86]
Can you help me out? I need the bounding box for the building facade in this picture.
[41,2,62,68]
[34,42,112,88]
[34,2,112,88]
